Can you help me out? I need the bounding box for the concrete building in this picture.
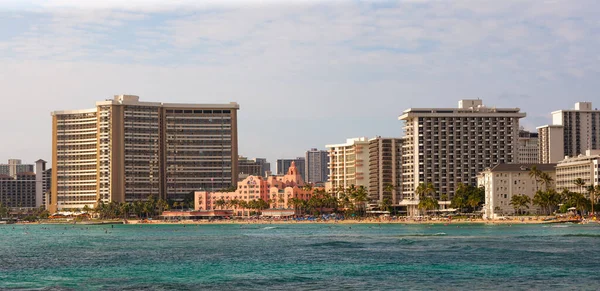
[0,172,37,209]
[51,95,239,212]
[276,158,305,179]
[254,158,271,177]
[368,137,402,204]
[34,159,52,208]
[538,102,600,163]
[326,137,370,194]
[0,159,34,178]
[556,150,600,194]
[478,163,556,219]
[517,130,539,163]
[399,99,525,205]
[195,162,314,216]
[537,125,565,164]
[305,148,329,184]
[238,156,270,180]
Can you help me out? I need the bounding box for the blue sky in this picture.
[0,0,599,168]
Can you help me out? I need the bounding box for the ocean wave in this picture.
[561,234,600,238]
[309,241,363,248]
[397,233,447,237]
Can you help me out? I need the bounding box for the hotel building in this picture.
[538,102,600,163]
[478,163,556,219]
[238,156,270,180]
[537,125,565,164]
[195,162,313,216]
[0,172,36,209]
[555,150,600,193]
[368,137,402,204]
[305,148,329,184]
[0,159,34,177]
[326,137,370,194]
[399,99,525,203]
[517,130,539,163]
[51,95,239,212]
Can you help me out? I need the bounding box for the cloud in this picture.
[0,0,599,164]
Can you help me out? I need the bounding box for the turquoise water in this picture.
[1,223,599,290]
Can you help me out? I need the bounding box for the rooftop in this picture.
[486,163,556,172]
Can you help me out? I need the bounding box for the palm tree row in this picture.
[93,195,169,220]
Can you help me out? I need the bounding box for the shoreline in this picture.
[14,217,589,226]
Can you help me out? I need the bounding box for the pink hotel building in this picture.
[194,162,315,215]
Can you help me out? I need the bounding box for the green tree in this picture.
[529,166,542,192]
[574,178,586,194]
[418,196,439,216]
[510,194,531,215]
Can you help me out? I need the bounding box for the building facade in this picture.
[238,156,268,180]
[537,125,565,164]
[538,102,600,163]
[195,162,313,215]
[517,130,539,163]
[555,150,600,193]
[368,137,402,204]
[51,95,239,212]
[478,163,556,219]
[0,172,36,209]
[0,159,34,177]
[399,99,525,203]
[276,158,305,179]
[305,148,329,184]
[326,137,370,194]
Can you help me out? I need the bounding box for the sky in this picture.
[0,0,599,169]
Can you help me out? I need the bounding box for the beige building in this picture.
[537,125,565,164]
[51,95,239,212]
[517,130,539,163]
[399,99,525,205]
[555,150,600,193]
[478,164,556,219]
[368,137,402,204]
[326,137,370,195]
[538,102,600,163]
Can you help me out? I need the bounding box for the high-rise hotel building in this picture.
[368,137,402,204]
[51,95,239,212]
[326,137,370,194]
[538,102,600,163]
[399,99,525,201]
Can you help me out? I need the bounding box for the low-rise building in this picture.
[195,162,314,216]
[556,150,600,193]
[478,163,556,219]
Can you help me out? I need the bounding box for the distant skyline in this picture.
[1,0,599,165]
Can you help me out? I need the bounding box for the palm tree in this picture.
[418,196,439,216]
[351,186,369,217]
[529,166,542,192]
[510,194,531,215]
[539,172,554,191]
[214,198,227,210]
[574,178,585,195]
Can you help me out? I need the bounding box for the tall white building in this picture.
[399,99,525,203]
[537,125,565,164]
[538,102,600,163]
[326,137,370,194]
[517,130,539,163]
[305,148,329,184]
[555,150,600,194]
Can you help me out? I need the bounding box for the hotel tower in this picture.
[399,99,525,205]
[50,95,239,212]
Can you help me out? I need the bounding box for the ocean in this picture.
[1,223,599,290]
